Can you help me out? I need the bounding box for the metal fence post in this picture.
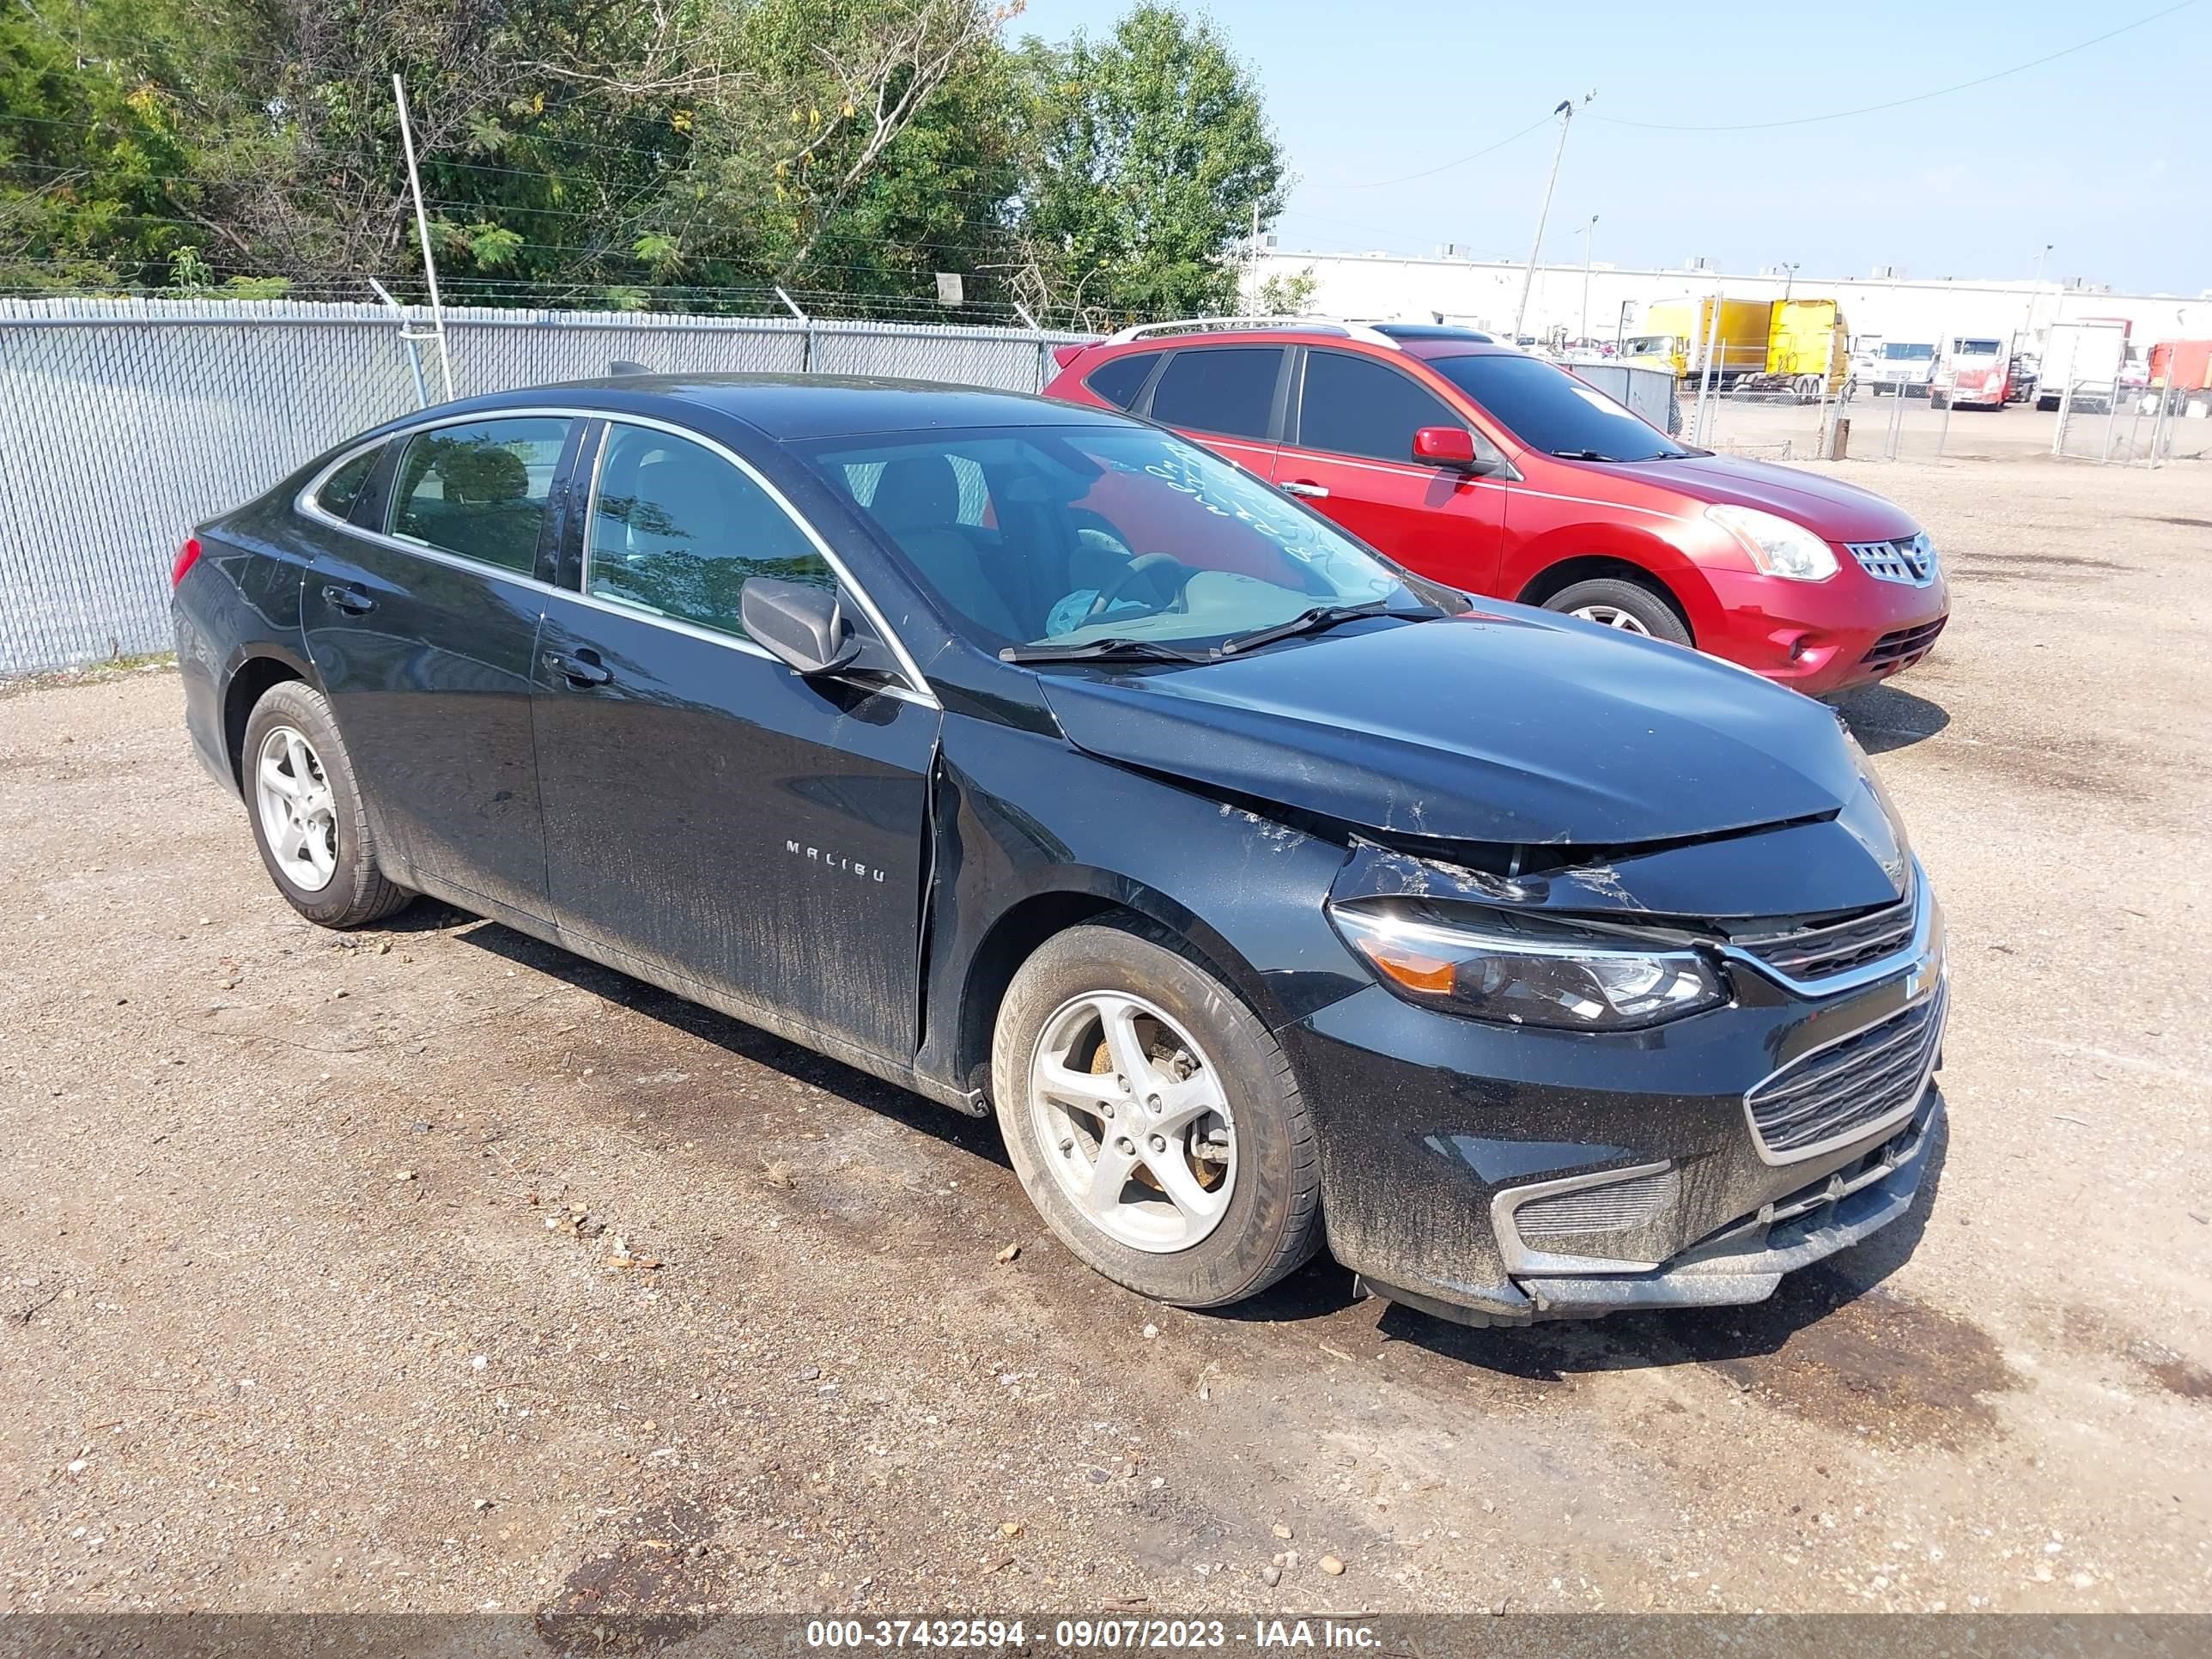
[775,287,811,373]
[2144,376,2175,469]
[368,277,431,410]
[1012,301,1049,389]
[1691,290,1721,447]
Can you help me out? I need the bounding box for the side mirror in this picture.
[740,577,863,676]
[1413,425,1498,473]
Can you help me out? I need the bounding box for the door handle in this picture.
[1279,479,1330,499]
[544,649,612,688]
[321,583,375,615]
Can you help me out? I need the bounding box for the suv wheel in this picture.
[991,920,1321,1308]
[1544,577,1691,645]
[240,680,415,928]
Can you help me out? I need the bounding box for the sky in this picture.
[1013,0,2212,295]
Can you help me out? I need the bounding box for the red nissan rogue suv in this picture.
[1044,320,1948,696]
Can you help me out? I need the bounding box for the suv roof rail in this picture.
[1103,316,1401,349]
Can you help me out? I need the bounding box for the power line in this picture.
[1595,0,2198,132]
[1300,112,1553,190]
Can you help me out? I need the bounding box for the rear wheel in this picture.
[240,680,414,928]
[1543,576,1691,646]
[992,920,1321,1308]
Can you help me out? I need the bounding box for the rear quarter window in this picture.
[313,447,381,521]
[1083,351,1160,410]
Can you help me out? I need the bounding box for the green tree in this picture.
[1009,3,1284,326]
[0,1,199,290]
[1249,263,1316,316]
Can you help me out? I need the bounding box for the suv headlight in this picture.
[1329,902,1726,1030]
[1707,504,1838,582]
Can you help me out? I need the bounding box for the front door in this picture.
[301,414,577,921]
[530,420,939,1061]
[1273,349,1509,595]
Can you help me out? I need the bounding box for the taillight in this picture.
[171,536,203,588]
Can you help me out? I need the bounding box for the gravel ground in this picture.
[3,455,2209,1620]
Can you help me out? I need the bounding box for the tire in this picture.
[1542,576,1692,646]
[240,679,415,929]
[991,919,1322,1308]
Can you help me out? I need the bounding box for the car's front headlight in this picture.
[1707,504,1838,582]
[1329,902,1727,1030]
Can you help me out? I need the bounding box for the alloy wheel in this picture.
[1570,604,1653,635]
[254,724,338,892]
[1026,991,1237,1254]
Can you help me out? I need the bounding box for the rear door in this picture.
[1273,349,1509,594]
[1138,345,1288,478]
[529,418,939,1061]
[300,414,579,922]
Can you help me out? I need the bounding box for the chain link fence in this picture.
[1651,312,2212,469]
[0,296,1089,675]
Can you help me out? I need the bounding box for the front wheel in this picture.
[991,921,1321,1308]
[240,680,415,928]
[1543,576,1692,646]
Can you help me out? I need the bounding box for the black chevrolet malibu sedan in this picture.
[171,374,1946,1326]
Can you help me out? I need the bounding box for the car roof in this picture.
[1396,339,1516,358]
[1088,330,1520,364]
[1365,323,1495,343]
[447,373,1133,442]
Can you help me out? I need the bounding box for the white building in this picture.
[1246,248,2212,354]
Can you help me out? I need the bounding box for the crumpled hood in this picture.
[1038,609,1867,848]
[1615,452,1921,542]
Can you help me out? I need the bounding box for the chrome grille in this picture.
[1516,1167,1680,1237]
[1741,892,1916,982]
[1747,984,1946,1159]
[1846,532,1938,586]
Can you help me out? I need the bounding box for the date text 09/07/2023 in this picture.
[804,1619,1382,1650]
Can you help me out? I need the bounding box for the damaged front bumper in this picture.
[1356,1090,1942,1327]
[1279,844,1948,1328]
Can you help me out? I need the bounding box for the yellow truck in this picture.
[1623,297,1846,398]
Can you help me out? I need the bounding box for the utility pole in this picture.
[1247,201,1262,311]
[391,73,453,403]
[1778,261,1799,301]
[2033,242,2054,283]
[1577,214,1599,343]
[1512,94,1590,342]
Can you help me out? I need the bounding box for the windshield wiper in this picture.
[1550,447,1625,461]
[1215,600,1433,656]
[999,636,1211,665]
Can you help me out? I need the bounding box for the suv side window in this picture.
[1085,351,1161,410]
[390,417,572,574]
[315,447,381,521]
[1146,347,1285,441]
[1297,350,1488,467]
[587,423,831,641]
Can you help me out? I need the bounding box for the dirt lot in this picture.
[3,455,2209,1620]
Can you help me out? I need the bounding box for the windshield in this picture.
[1953,338,2003,357]
[1881,342,1936,362]
[1427,352,1687,461]
[1621,336,1676,356]
[797,424,1435,653]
